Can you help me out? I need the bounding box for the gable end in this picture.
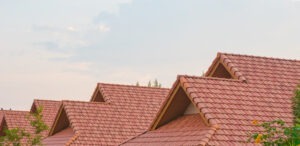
[151,81,209,130]
[90,84,105,102]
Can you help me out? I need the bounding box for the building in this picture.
[1,52,299,145]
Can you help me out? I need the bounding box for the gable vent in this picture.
[210,63,233,79]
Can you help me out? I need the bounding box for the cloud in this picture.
[98,24,111,32]
[67,26,77,32]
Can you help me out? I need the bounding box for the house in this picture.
[1,52,299,145]
[0,99,61,144]
[0,110,32,138]
[30,99,62,137]
[122,53,300,145]
[42,83,169,145]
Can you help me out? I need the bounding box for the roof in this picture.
[0,110,37,144]
[42,127,75,146]
[123,114,218,146]
[1,110,32,132]
[124,52,300,145]
[46,83,169,145]
[0,99,61,145]
[32,100,61,129]
[31,99,61,137]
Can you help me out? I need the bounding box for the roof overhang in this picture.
[150,77,210,130]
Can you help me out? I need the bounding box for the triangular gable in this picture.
[205,52,247,81]
[45,103,75,145]
[30,102,37,113]
[150,77,209,130]
[49,105,71,136]
[90,83,105,102]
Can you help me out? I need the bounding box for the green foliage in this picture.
[248,119,300,146]
[147,79,161,88]
[30,106,48,135]
[27,106,48,145]
[0,128,29,146]
[293,85,300,126]
[136,79,162,87]
[0,106,48,146]
[248,87,300,145]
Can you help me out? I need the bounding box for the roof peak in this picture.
[178,75,243,83]
[62,100,110,105]
[34,99,61,102]
[97,82,170,90]
[0,110,28,113]
[218,52,299,62]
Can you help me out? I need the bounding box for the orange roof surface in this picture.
[42,127,74,146]
[45,83,169,145]
[32,100,61,128]
[0,99,61,144]
[0,110,34,144]
[123,114,218,146]
[1,110,33,132]
[124,53,300,145]
[31,99,61,137]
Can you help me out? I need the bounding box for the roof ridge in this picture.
[219,52,300,62]
[34,99,61,102]
[0,109,28,113]
[97,82,170,90]
[178,75,243,82]
[219,53,247,81]
[61,100,110,105]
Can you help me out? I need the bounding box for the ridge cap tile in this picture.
[219,52,300,62]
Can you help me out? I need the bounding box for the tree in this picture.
[248,87,300,145]
[154,79,158,87]
[0,128,29,146]
[0,106,48,146]
[136,79,162,88]
[147,79,162,88]
[136,82,140,86]
[28,106,48,145]
[293,85,300,126]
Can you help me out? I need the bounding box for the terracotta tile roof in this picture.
[180,75,296,145]
[124,53,300,145]
[43,127,75,146]
[0,110,36,145]
[32,100,61,129]
[1,110,33,132]
[123,114,218,146]
[47,83,169,145]
[0,100,61,145]
[31,99,61,137]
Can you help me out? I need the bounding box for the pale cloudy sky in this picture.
[0,0,299,110]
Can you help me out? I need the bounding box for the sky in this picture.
[0,0,299,110]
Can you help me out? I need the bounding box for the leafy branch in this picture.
[0,106,48,146]
[248,86,300,145]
